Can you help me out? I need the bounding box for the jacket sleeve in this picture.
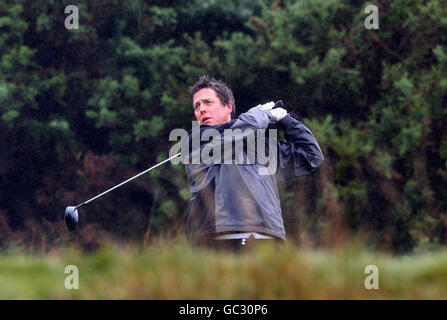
[230,106,271,130]
[276,114,324,181]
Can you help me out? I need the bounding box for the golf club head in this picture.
[65,206,79,232]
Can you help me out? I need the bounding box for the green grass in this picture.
[1,238,447,299]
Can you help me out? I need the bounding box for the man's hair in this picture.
[189,75,236,118]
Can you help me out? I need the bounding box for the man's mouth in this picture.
[202,117,212,124]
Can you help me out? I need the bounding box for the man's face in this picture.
[192,88,233,125]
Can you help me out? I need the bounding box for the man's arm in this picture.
[230,105,272,130]
[233,104,324,179]
[276,114,324,181]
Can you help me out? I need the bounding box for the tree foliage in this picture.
[0,0,446,253]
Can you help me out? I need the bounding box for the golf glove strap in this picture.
[268,107,287,123]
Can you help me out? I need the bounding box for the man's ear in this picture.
[226,101,233,115]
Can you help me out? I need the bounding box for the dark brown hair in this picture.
[189,75,236,118]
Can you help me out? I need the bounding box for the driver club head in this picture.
[65,206,79,232]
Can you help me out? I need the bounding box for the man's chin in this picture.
[202,119,215,125]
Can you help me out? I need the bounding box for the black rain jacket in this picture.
[183,107,324,244]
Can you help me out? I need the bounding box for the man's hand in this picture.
[268,107,287,122]
[256,101,287,123]
[257,101,275,111]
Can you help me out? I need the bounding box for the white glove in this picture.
[257,101,275,111]
[268,107,287,123]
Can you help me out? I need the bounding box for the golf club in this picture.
[64,152,181,232]
[64,100,284,232]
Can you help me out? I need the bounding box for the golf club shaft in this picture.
[79,153,181,207]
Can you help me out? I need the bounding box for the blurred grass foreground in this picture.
[1,238,447,299]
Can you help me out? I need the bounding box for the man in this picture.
[184,75,324,251]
